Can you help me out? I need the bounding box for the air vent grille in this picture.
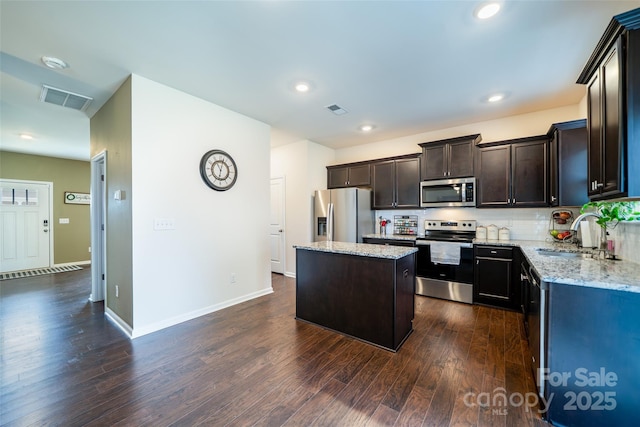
[40,85,92,111]
[326,104,348,115]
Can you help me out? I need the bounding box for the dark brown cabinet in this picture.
[419,134,480,180]
[547,119,588,207]
[363,237,415,247]
[577,9,640,200]
[327,163,371,188]
[476,136,548,208]
[371,154,421,209]
[474,245,520,310]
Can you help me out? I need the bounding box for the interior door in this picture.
[269,177,285,274]
[0,180,51,273]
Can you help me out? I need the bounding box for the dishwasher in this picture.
[525,262,545,399]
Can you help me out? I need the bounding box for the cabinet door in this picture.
[476,145,510,207]
[347,164,371,187]
[327,167,349,189]
[587,71,603,197]
[372,161,396,209]
[558,125,589,207]
[422,144,446,180]
[549,129,559,206]
[601,44,623,197]
[448,140,474,178]
[395,157,420,208]
[474,257,511,302]
[511,139,547,207]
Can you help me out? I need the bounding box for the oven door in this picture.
[415,240,474,283]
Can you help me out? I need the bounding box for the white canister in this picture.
[499,227,510,241]
[487,224,499,240]
[476,226,487,240]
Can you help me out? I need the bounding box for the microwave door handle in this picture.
[327,203,334,241]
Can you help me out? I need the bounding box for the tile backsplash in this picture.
[376,207,640,264]
[610,222,640,264]
[376,207,570,241]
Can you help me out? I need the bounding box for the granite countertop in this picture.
[294,241,418,260]
[474,238,640,293]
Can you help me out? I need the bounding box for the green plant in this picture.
[580,201,640,229]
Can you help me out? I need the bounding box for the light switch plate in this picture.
[59,218,70,224]
[153,218,176,230]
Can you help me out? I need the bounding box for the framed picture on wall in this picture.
[64,192,90,205]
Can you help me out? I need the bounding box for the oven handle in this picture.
[416,240,473,248]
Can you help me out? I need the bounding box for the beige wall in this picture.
[0,151,91,265]
[90,76,134,327]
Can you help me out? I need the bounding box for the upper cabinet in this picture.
[476,136,548,208]
[419,134,480,180]
[371,154,421,209]
[327,163,371,189]
[547,120,589,207]
[577,8,640,200]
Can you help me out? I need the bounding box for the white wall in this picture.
[271,139,334,276]
[333,104,584,164]
[130,75,272,336]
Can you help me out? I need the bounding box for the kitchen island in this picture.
[294,241,417,352]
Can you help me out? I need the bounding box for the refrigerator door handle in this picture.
[327,203,334,241]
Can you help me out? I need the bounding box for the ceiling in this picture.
[1,1,639,161]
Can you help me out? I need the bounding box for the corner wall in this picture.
[130,75,272,336]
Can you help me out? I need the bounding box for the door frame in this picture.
[90,151,107,302]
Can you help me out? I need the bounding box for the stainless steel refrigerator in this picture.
[314,188,374,243]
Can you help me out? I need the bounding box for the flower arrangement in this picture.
[379,216,391,234]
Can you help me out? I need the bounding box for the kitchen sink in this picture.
[535,249,595,259]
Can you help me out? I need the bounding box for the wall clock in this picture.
[199,149,238,191]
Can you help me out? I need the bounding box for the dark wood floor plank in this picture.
[0,270,549,427]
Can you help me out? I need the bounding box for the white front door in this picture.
[0,180,52,273]
[269,177,285,274]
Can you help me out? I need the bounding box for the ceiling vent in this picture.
[326,104,348,115]
[40,85,92,111]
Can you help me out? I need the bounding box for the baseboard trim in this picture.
[54,260,91,267]
[105,307,133,338]
[285,271,296,279]
[130,286,274,339]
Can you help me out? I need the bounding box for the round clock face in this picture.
[200,149,238,191]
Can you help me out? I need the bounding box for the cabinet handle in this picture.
[551,196,556,202]
[490,250,497,254]
[596,182,603,188]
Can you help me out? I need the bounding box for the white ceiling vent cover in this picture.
[40,85,93,111]
[326,104,348,115]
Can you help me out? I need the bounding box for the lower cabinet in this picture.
[473,245,520,310]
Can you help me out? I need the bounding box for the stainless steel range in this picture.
[415,220,476,304]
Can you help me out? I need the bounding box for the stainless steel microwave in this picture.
[420,177,476,207]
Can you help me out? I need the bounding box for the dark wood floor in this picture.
[1,268,550,426]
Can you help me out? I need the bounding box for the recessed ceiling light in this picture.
[41,56,69,70]
[475,2,501,20]
[488,94,504,103]
[359,124,375,132]
[19,133,34,140]
[294,82,310,93]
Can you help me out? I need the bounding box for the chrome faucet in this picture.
[569,212,602,231]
